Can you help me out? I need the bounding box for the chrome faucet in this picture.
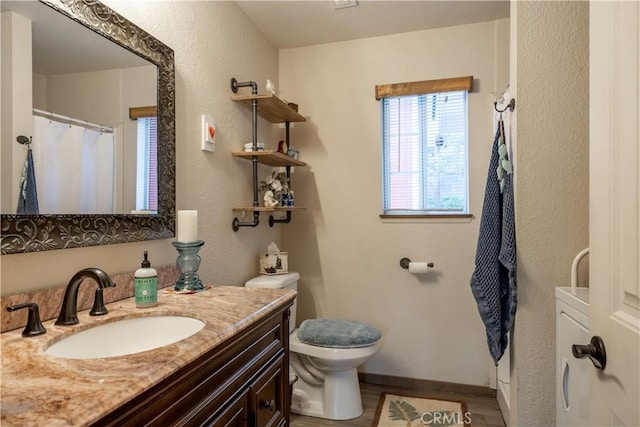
[55,268,116,326]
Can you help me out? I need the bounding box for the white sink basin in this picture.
[45,315,205,359]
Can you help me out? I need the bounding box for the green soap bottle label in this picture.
[135,277,157,306]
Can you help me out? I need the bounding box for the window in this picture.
[135,116,158,212]
[377,76,472,216]
[130,106,158,213]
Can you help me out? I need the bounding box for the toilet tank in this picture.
[245,272,299,333]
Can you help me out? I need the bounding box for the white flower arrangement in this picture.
[260,169,290,193]
[260,169,290,208]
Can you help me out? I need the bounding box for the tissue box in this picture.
[260,252,288,275]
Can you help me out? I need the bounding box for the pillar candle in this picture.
[177,210,198,242]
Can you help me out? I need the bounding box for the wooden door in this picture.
[588,1,640,425]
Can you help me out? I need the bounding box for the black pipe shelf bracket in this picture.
[231,77,260,231]
[230,78,258,96]
[269,211,292,227]
[230,77,307,232]
[232,212,260,232]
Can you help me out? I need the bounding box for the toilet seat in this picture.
[297,319,381,348]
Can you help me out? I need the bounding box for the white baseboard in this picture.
[497,380,510,427]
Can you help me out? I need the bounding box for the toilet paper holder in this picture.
[399,257,434,269]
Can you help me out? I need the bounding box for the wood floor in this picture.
[290,382,506,427]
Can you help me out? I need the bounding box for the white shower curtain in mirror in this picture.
[32,115,115,214]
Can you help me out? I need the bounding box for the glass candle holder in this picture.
[172,240,205,291]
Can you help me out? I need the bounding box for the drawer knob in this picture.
[260,399,275,411]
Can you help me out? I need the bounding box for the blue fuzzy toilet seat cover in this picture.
[297,319,381,348]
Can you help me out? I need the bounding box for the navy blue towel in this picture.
[470,123,517,364]
[17,149,39,214]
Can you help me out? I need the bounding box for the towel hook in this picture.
[494,98,516,114]
[16,135,32,146]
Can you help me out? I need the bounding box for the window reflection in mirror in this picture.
[1,1,158,215]
[132,107,158,214]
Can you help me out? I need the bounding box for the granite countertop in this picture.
[1,285,296,426]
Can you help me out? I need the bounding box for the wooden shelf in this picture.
[232,206,306,212]
[231,94,306,123]
[230,79,306,231]
[232,150,307,167]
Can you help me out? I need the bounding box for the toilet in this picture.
[245,272,381,420]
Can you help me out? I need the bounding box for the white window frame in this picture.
[129,106,158,213]
[376,76,473,219]
[135,116,158,212]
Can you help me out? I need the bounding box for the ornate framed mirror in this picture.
[1,0,175,254]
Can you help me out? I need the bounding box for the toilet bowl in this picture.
[289,327,380,419]
[245,272,381,420]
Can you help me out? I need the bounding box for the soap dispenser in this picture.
[135,251,157,307]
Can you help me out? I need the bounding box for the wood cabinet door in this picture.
[250,354,286,427]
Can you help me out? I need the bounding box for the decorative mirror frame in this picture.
[0,0,175,255]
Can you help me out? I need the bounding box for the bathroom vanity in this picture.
[1,286,295,426]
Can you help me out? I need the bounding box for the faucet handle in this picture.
[6,303,46,337]
[90,288,109,316]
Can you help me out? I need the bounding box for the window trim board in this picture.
[129,106,157,120]
[375,76,473,100]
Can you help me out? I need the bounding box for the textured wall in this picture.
[510,2,589,425]
[1,1,281,295]
[1,12,33,218]
[279,20,509,386]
